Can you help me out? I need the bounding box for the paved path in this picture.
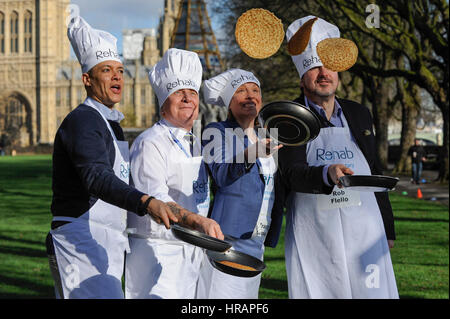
[387,169,449,206]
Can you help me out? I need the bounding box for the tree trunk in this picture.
[394,83,419,174]
[372,78,391,170]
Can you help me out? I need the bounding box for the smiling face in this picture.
[82,60,124,108]
[300,66,339,99]
[161,88,199,131]
[228,82,262,121]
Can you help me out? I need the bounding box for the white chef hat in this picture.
[67,16,122,73]
[203,69,260,108]
[286,16,340,78]
[148,48,203,108]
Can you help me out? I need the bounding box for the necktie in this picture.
[184,132,194,156]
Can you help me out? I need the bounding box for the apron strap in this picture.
[51,216,130,239]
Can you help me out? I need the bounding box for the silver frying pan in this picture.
[258,100,321,146]
[170,224,231,252]
[339,175,399,192]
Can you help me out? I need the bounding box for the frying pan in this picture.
[171,224,231,252]
[339,175,399,192]
[206,249,266,278]
[258,100,321,146]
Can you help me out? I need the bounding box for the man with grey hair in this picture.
[125,48,223,299]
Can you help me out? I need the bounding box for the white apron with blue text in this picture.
[197,155,277,299]
[125,129,210,299]
[50,106,130,299]
[285,123,398,299]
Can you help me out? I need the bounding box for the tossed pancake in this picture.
[287,17,318,55]
[235,8,284,59]
[316,37,358,72]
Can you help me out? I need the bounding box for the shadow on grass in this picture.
[394,217,449,223]
[0,235,46,247]
[260,277,289,292]
[0,274,54,298]
[0,188,51,199]
[399,295,426,299]
[0,245,46,258]
[264,256,286,262]
[393,261,449,267]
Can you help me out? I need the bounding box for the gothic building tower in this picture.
[168,0,227,125]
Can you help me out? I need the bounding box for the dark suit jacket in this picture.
[266,95,396,244]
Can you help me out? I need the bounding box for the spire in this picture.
[170,0,223,77]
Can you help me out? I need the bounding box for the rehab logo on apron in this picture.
[312,143,361,211]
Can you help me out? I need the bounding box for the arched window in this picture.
[0,94,32,147]
[10,11,18,53]
[65,88,70,106]
[24,10,32,53]
[1,94,26,130]
[56,88,61,107]
[0,12,5,53]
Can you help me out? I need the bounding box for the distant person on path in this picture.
[0,138,5,156]
[408,139,427,184]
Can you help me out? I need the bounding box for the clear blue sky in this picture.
[69,0,223,56]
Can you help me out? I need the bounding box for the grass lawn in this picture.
[0,155,448,299]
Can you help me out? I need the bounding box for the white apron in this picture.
[197,156,277,299]
[50,107,130,299]
[125,128,210,299]
[285,122,398,299]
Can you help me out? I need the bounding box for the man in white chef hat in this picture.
[47,16,178,299]
[278,16,398,299]
[125,48,224,299]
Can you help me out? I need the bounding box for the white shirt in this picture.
[83,97,125,122]
[127,118,209,240]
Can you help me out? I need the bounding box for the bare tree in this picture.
[325,0,448,179]
[210,0,448,178]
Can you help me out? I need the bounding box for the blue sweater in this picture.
[51,104,145,219]
[202,119,282,247]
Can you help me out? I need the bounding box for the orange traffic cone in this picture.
[417,188,423,199]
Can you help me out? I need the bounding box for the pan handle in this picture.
[224,234,235,242]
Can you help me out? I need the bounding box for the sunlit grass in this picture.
[0,155,448,299]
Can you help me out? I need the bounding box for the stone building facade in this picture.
[0,0,180,151]
[0,0,71,148]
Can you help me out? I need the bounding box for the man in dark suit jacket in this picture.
[276,16,398,299]
[269,70,396,247]
[276,94,395,240]
[266,92,395,253]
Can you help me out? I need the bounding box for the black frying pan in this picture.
[206,249,266,278]
[258,100,321,146]
[339,175,399,192]
[171,224,231,252]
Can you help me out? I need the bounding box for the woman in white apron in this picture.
[197,69,282,299]
[284,97,398,299]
